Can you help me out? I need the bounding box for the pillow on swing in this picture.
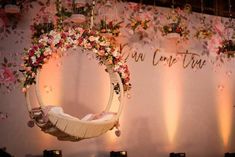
[48,106,79,120]
[81,112,116,122]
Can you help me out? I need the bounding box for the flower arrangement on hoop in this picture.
[31,10,55,42]
[20,27,131,92]
[98,19,123,36]
[160,9,190,40]
[217,40,235,58]
[194,17,215,40]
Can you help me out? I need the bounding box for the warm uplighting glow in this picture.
[163,68,182,143]
[216,79,233,147]
[105,132,119,149]
[37,132,54,147]
[35,58,63,145]
[100,71,118,150]
[39,58,62,106]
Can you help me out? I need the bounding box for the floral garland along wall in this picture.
[0,0,235,93]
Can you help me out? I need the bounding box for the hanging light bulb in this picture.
[74,0,86,8]
[228,0,232,21]
[171,0,175,10]
[199,0,205,23]
[227,0,234,29]
[105,0,112,7]
[184,4,192,13]
[4,0,20,14]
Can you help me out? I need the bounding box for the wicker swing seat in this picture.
[25,68,124,141]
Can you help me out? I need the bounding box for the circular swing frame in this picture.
[21,27,131,141]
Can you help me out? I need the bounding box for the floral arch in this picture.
[21,27,131,92]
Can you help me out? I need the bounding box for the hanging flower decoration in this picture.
[0,7,22,41]
[217,40,235,58]
[72,3,92,16]
[20,27,131,92]
[97,19,123,37]
[194,16,215,40]
[160,8,190,40]
[195,28,214,40]
[0,0,50,41]
[59,0,93,28]
[126,16,150,32]
[2,0,49,14]
[125,3,159,43]
[206,18,235,59]
[127,2,141,12]
[0,3,21,29]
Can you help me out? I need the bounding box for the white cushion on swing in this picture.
[81,114,94,121]
[48,106,115,122]
[49,106,79,120]
[81,112,116,122]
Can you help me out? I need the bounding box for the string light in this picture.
[200,0,205,24]
[228,0,232,23]
[228,0,232,17]
[172,0,175,10]
[201,0,204,14]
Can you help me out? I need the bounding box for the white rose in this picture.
[39,36,49,44]
[114,65,120,71]
[35,50,41,57]
[105,47,111,52]
[45,47,52,55]
[92,49,98,53]
[112,49,120,57]
[31,56,36,64]
[67,37,74,44]
[100,41,110,46]
[89,36,96,41]
[53,34,61,45]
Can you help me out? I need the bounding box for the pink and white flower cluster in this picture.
[21,27,131,92]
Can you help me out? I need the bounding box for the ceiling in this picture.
[125,0,235,19]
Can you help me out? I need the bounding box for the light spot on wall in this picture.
[34,58,63,145]
[216,80,232,148]
[163,69,182,144]
[39,58,62,106]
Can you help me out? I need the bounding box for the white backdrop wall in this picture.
[0,1,235,157]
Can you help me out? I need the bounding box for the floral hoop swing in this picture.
[21,27,131,141]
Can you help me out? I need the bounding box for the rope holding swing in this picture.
[90,0,96,29]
